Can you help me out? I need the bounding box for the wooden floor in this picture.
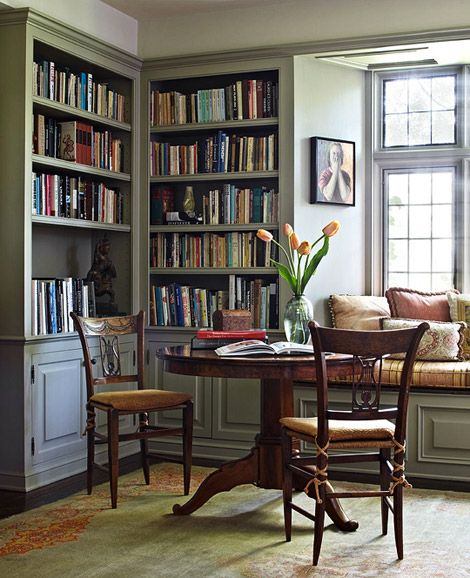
[1,457,468,521]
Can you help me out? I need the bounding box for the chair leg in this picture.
[139,412,150,485]
[312,496,326,566]
[393,485,404,559]
[380,448,390,535]
[107,410,120,509]
[281,428,293,542]
[86,405,95,496]
[182,401,193,496]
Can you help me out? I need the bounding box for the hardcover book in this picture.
[215,340,315,357]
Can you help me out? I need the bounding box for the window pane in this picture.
[409,173,431,204]
[409,273,432,291]
[409,112,431,145]
[389,206,408,238]
[432,110,455,144]
[389,239,408,271]
[409,205,431,237]
[409,239,431,271]
[432,273,453,291]
[431,76,455,110]
[432,239,452,271]
[384,114,408,147]
[409,78,431,112]
[384,79,408,113]
[432,172,453,203]
[382,74,456,148]
[388,173,409,204]
[388,272,408,287]
[432,205,452,237]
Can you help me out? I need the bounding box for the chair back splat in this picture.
[71,310,193,509]
[280,320,428,565]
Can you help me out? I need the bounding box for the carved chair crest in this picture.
[351,355,383,412]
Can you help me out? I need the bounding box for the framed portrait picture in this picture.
[310,136,355,206]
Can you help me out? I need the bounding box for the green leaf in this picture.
[271,259,297,293]
[299,236,330,294]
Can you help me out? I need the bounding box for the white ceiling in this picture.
[101,0,470,68]
[101,0,286,19]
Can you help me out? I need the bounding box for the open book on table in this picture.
[215,339,315,357]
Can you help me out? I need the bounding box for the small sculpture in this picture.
[86,237,117,314]
[182,185,195,212]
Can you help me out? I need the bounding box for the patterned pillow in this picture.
[381,317,466,361]
[385,287,458,322]
[447,291,470,359]
[329,294,390,330]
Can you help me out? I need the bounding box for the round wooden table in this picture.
[156,345,358,531]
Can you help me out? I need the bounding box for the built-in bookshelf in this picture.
[29,39,138,335]
[144,69,281,331]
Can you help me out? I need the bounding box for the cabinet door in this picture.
[31,348,86,466]
[212,377,260,442]
[147,339,212,438]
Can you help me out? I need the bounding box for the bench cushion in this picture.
[382,358,470,390]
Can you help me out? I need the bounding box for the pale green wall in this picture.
[293,56,366,324]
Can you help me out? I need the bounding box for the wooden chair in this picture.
[280,320,428,565]
[71,310,193,508]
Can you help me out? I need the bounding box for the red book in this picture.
[195,329,267,340]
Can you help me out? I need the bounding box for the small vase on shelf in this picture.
[283,294,314,344]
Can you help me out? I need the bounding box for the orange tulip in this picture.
[289,232,300,250]
[256,229,273,242]
[298,241,311,256]
[282,223,293,237]
[322,220,340,237]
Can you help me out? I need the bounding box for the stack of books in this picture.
[191,328,267,349]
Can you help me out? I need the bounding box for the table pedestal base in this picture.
[172,447,358,532]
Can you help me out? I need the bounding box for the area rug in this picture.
[0,463,469,578]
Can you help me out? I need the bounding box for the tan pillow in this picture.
[381,317,466,361]
[329,294,390,330]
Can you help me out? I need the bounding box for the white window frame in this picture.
[369,65,470,294]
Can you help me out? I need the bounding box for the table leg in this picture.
[173,448,258,515]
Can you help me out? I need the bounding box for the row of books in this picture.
[201,185,278,225]
[150,79,278,126]
[33,114,125,173]
[33,59,126,122]
[149,278,278,329]
[149,132,277,176]
[149,231,277,269]
[32,172,124,223]
[31,278,96,336]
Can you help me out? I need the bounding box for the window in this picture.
[383,74,456,147]
[374,67,463,293]
[385,168,454,291]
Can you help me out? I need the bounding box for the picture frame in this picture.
[457,300,470,357]
[310,136,355,205]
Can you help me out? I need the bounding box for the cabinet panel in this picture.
[212,377,260,441]
[32,350,86,466]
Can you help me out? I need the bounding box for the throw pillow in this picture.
[329,294,390,330]
[385,287,459,322]
[447,291,470,358]
[381,317,466,361]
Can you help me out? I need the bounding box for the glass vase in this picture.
[283,294,314,344]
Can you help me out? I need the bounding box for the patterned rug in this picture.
[0,463,469,578]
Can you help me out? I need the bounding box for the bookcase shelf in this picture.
[150,170,278,183]
[32,154,132,181]
[149,267,277,275]
[32,214,132,232]
[150,223,277,234]
[150,117,278,133]
[33,96,132,132]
